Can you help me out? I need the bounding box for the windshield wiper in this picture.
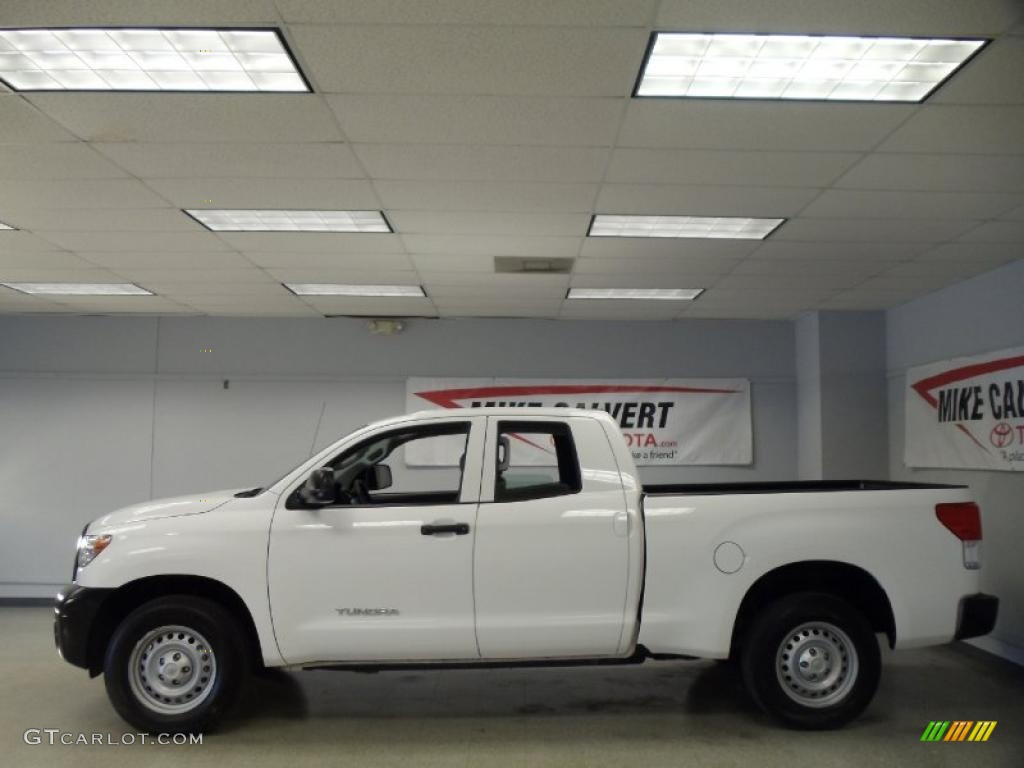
[234,487,263,498]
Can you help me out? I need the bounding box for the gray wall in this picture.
[0,315,797,597]
[887,259,1024,662]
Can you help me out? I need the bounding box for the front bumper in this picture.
[53,584,111,671]
[954,593,999,641]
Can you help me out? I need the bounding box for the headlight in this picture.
[77,534,112,569]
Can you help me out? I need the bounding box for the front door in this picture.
[268,416,484,664]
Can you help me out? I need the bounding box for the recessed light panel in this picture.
[2,282,152,295]
[568,288,704,301]
[0,28,309,91]
[589,215,783,239]
[0,221,14,230]
[636,33,986,101]
[187,209,391,232]
[285,284,425,297]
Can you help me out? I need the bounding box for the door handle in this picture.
[420,523,470,536]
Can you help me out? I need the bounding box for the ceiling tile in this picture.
[301,296,437,316]
[878,106,1024,154]
[683,305,800,320]
[0,180,168,209]
[654,0,1021,35]
[0,143,126,179]
[146,178,380,209]
[958,221,1024,242]
[292,25,646,96]
[573,256,738,275]
[931,37,1024,105]
[328,94,622,145]
[606,149,859,187]
[28,94,343,143]
[437,303,561,319]
[879,258,1012,278]
[0,267,124,282]
[918,241,1024,260]
[352,144,610,183]
[46,296,192,314]
[2,208,201,233]
[1001,202,1024,220]
[595,184,818,217]
[0,231,71,252]
[245,252,414,270]
[78,251,255,270]
[278,0,656,25]
[560,302,680,320]
[0,0,280,25]
[730,259,887,277]
[0,95,77,142]
[402,234,580,256]
[265,268,419,284]
[110,269,272,284]
[424,274,569,293]
[216,232,404,252]
[378,180,596,213]
[38,231,231,253]
[141,282,289,297]
[0,251,98,270]
[774,218,978,242]
[570,273,722,287]
[713,273,863,292]
[412,256,495,274]
[749,241,928,260]
[800,189,1024,219]
[387,211,589,236]
[618,101,913,151]
[580,238,757,259]
[96,143,366,179]
[835,153,1024,192]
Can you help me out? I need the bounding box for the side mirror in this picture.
[366,464,392,491]
[300,466,335,505]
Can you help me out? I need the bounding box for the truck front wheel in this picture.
[103,596,247,734]
[740,592,881,729]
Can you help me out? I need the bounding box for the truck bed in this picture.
[643,480,966,496]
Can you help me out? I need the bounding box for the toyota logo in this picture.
[990,422,1014,448]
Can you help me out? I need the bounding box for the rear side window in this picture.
[494,421,582,503]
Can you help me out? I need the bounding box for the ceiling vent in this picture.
[494,256,574,274]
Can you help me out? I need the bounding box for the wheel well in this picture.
[730,561,896,657]
[86,575,264,677]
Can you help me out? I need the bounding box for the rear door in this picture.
[472,416,632,658]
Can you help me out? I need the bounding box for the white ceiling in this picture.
[0,0,1022,320]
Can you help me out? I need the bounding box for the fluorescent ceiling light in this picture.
[589,214,783,239]
[0,221,14,230]
[0,28,309,92]
[1,282,152,295]
[285,284,425,297]
[636,33,987,101]
[568,288,704,301]
[186,209,391,232]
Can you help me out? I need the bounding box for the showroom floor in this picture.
[4,606,1022,767]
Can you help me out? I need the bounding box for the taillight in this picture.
[936,502,982,570]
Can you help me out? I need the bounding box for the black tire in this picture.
[740,592,881,730]
[103,595,247,734]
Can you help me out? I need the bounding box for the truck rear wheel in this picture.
[103,596,247,734]
[740,592,880,729]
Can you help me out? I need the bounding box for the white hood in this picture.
[91,490,241,528]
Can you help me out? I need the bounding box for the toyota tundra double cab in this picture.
[54,407,998,733]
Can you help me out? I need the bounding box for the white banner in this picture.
[905,346,1024,471]
[406,377,752,467]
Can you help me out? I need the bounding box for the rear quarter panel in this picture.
[639,487,979,658]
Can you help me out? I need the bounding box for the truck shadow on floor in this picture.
[226,659,763,728]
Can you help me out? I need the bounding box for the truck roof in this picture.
[395,406,617,425]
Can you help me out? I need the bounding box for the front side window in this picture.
[291,422,470,507]
[494,421,582,503]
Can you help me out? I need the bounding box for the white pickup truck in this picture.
[55,407,997,734]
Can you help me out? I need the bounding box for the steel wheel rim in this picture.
[128,625,217,715]
[776,621,858,709]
